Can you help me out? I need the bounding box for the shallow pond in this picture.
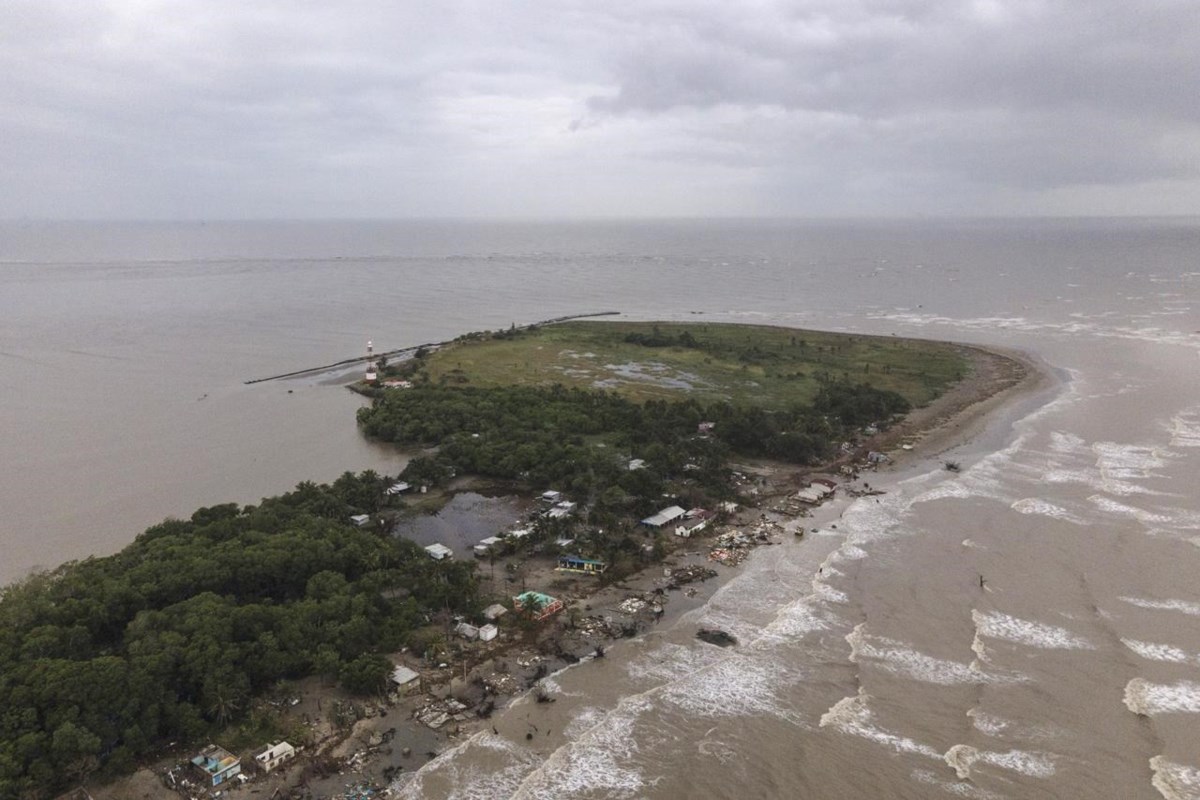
[392,492,529,555]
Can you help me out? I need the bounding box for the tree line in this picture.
[359,378,910,516]
[0,472,478,799]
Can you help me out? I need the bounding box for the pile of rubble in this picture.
[480,671,521,695]
[617,595,661,616]
[335,781,387,799]
[665,565,717,587]
[414,698,470,730]
[573,614,625,638]
[707,524,778,566]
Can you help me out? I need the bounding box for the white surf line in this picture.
[972,610,1096,651]
[1120,597,1200,617]
[848,623,1026,686]
[1124,678,1200,716]
[1122,639,1200,666]
[944,744,1057,780]
[1150,756,1200,800]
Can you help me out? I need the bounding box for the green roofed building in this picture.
[513,591,564,621]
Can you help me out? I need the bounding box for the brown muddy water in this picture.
[3,219,1200,798]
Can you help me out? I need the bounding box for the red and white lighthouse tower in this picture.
[365,339,377,382]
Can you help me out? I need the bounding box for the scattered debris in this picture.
[665,565,717,588]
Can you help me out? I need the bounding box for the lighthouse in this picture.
[365,339,377,382]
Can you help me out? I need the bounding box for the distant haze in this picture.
[3,1,1199,219]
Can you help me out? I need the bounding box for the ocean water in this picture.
[3,218,1200,798]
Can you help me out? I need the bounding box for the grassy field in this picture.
[415,321,969,409]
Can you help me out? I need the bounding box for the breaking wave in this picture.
[1123,679,1200,716]
[972,610,1095,650]
[1166,409,1200,449]
[819,691,941,758]
[1150,756,1200,800]
[847,624,1024,686]
[510,695,654,799]
[943,744,1056,780]
[394,732,544,800]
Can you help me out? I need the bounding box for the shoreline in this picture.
[82,336,1048,800]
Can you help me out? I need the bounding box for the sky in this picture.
[2,0,1198,219]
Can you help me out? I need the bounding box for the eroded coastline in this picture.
[113,340,1038,800]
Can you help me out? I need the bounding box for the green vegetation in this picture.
[400,320,966,408]
[0,321,967,798]
[361,322,946,522]
[0,472,478,799]
[359,321,963,575]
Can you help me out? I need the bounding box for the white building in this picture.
[641,505,686,527]
[483,603,508,621]
[391,665,420,688]
[424,543,453,560]
[255,742,296,774]
[473,536,503,556]
[795,484,834,505]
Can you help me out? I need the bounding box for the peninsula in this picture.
[0,320,1028,800]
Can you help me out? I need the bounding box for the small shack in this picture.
[191,744,241,787]
[391,665,420,689]
[513,591,564,621]
[424,543,453,560]
[482,603,508,621]
[254,742,295,774]
[540,490,562,503]
[795,483,834,505]
[386,481,412,495]
[557,554,608,574]
[479,623,499,642]
[546,501,577,519]
[455,622,480,640]
[349,514,371,527]
[473,536,503,557]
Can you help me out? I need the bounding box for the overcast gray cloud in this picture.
[1,0,1197,218]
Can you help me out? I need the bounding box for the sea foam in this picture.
[659,653,803,725]
[911,769,1006,799]
[966,708,1063,741]
[972,610,1095,650]
[1121,597,1200,617]
[819,691,941,759]
[395,732,544,800]
[1122,639,1197,665]
[1150,756,1200,800]
[847,624,1023,686]
[943,744,1056,780]
[510,695,653,799]
[1123,679,1200,716]
[1010,497,1085,524]
[1167,409,1200,449]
